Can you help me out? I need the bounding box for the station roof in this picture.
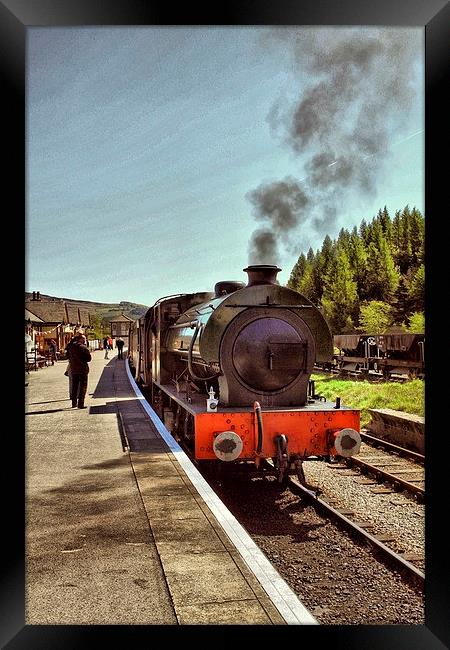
[25,299,92,327]
[25,299,67,324]
[25,307,44,323]
[110,313,133,322]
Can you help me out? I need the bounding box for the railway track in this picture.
[285,472,424,589]
[333,433,425,502]
[135,424,424,623]
[339,454,425,501]
[172,423,425,582]
[202,463,424,624]
[200,452,425,590]
[144,394,425,610]
[360,430,424,463]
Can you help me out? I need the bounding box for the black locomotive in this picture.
[128,265,360,483]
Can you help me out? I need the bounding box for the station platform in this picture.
[25,350,316,625]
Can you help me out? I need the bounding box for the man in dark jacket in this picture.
[67,333,92,409]
[116,337,125,359]
[103,336,109,360]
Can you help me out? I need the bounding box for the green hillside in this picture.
[25,292,148,337]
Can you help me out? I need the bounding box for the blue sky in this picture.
[26,27,424,305]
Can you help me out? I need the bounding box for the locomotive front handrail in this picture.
[169,320,198,329]
[223,304,313,309]
[194,304,216,314]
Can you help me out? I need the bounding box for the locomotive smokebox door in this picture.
[233,319,307,392]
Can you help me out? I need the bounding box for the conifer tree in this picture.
[392,209,402,266]
[298,261,318,302]
[365,229,400,302]
[348,227,369,301]
[408,264,425,312]
[396,205,413,273]
[407,311,425,333]
[287,253,307,291]
[337,227,351,251]
[378,206,393,242]
[393,272,414,323]
[359,219,369,243]
[321,246,358,333]
[313,235,335,300]
[409,208,425,268]
[288,204,424,334]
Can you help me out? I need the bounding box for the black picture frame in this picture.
[6,0,449,647]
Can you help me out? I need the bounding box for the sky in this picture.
[26,26,424,306]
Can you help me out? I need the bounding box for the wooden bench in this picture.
[25,350,49,371]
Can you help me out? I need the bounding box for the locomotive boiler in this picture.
[128,265,361,484]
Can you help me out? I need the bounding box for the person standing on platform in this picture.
[103,336,109,359]
[49,339,58,364]
[116,337,124,359]
[67,333,91,409]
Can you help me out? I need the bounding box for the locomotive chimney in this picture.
[243,265,282,287]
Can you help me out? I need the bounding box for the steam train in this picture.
[128,265,361,484]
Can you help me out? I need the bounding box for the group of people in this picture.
[103,336,124,359]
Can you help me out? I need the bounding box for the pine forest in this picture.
[287,206,424,334]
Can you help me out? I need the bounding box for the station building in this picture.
[109,313,133,346]
[25,291,92,356]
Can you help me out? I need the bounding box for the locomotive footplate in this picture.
[155,381,358,415]
[153,381,360,469]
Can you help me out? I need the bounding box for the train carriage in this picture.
[333,333,425,378]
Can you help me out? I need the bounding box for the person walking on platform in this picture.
[116,337,124,359]
[67,333,91,409]
[103,336,109,359]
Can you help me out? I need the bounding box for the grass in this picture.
[310,373,425,427]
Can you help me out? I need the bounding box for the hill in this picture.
[25,292,149,322]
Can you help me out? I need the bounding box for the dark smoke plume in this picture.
[248,27,422,264]
[248,229,279,264]
[247,177,309,263]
